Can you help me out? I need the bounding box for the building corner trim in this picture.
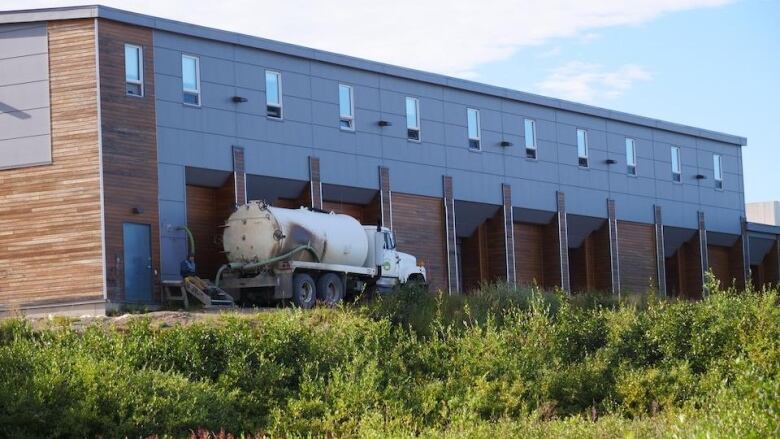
[94,18,108,301]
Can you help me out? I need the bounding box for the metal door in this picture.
[123,222,152,302]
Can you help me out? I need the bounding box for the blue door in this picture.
[123,223,152,303]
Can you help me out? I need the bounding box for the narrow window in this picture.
[339,84,354,130]
[467,108,481,150]
[625,138,637,175]
[524,119,537,159]
[181,55,200,106]
[265,71,282,119]
[671,146,682,182]
[124,44,143,97]
[406,97,420,141]
[713,154,723,189]
[577,128,589,167]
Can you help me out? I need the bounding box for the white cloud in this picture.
[536,62,653,103]
[11,0,733,77]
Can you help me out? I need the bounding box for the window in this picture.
[339,84,354,130]
[671,146,681,182]
[524,119,537,159]
[124,44,143,97]
[625,138,637,175]
[181,55,200,106]
[577,128,589,167]
[713,154,723,189]
[406,97,420,141]
[384,231,396,250]
[265,71,282,119]
[467,108,481,150]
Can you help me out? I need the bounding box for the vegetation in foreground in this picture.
[1,279,780,437]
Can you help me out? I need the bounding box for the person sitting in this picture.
[180,255,209,292]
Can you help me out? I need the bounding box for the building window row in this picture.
[165,53,728,187]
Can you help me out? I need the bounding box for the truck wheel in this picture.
[317,273,344,306]
[292,273,317,309]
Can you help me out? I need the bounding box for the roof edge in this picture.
[0,4,748,146]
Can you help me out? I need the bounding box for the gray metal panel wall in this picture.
[152,29,745,246]
[0,23,51,170]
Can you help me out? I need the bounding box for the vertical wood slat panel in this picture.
[442,176,458,294]
[654,206,667,295]
[0,20,104,308]
[379,166,391,229]
[557,191,570,293]
[618,221,658,294]
[392,192,448,293]
[98,19,160,302]
[309,157,322,210]
[514,223,544,288]
[502,184,515,285]
[607,199,620,294]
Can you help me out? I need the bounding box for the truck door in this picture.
[382,231,400,280]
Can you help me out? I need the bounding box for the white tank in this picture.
[222,201,369,267]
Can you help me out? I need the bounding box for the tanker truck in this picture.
[216,200,427,308]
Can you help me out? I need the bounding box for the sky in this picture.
[8,0,779,202]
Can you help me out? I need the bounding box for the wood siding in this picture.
[755,239,779,289]
[185,183,234,280]
[542,219,563,289]
[462,211,507,292]
[322,197,381,228]
[0,20,103,308]
[618,221,657,294]
[666,237,703,299]
[707,241,746,289]
[486,212,507,282]
[392,192,447,293]
[708,245,731,287]
[98,20,160,302]
[514,223,544,287]
[569,224,611,293]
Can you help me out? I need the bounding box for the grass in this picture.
[1,279,779,437]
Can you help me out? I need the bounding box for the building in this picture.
[747,201,780,226]
[1,5,779,315]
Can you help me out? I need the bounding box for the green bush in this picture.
[1,284,779,437]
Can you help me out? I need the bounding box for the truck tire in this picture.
[316,273,344,306]
[292,273,317,309]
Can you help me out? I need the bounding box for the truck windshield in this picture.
[384,232,396,250]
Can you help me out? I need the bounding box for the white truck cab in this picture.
[365,226,427,290]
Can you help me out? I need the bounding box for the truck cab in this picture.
[365,226,427,290]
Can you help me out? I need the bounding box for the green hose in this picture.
[215,245,321,288]
[176,226,196,257]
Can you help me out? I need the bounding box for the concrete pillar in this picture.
[379,166,392,229]
[231,145,246,205]
[502,184,516,285]
[443,176,459,294]
[698,211,709,294]
[308,156,323,210]
[654,205,667,296]
[557,191,571,293]
[607,199,620,296]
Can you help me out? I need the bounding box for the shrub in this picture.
[1,284,779,436]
